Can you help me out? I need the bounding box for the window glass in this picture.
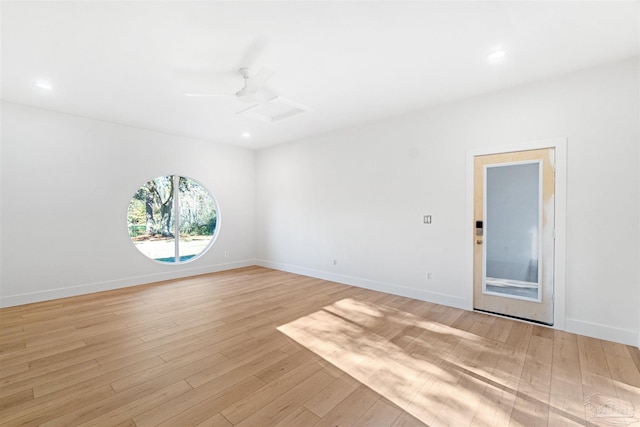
[177,177,218,261]
[127,176,218,263]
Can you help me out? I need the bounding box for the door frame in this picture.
[466,137,567,330]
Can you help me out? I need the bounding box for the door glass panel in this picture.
[484,161,541,301]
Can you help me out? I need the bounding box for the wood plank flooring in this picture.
[1,266,638,426]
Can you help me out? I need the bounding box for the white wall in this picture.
[0,102,256,306]
[256,57,640,345]
[1,59,637,346]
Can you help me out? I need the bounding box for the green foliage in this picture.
[127,198,146,236]
[127,176,217,238]
[179,179,217,236]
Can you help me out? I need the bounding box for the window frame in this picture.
[127,174,220,264]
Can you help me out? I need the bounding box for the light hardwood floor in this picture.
[1,267,638,426]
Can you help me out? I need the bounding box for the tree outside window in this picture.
[127,176,218,263]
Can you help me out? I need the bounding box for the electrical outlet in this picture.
[423,215,432,224]
[426,272,432,280]
[333,259,337,266]
[224,250,230,257]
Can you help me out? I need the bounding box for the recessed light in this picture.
[34,80,53,90]
[242,132,251,139]
[487,49,507,63]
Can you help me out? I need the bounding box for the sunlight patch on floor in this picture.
[277,298,548,426]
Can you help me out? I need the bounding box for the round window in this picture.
[127,175,219,263]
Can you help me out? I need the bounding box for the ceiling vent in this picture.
[237,96,309,123]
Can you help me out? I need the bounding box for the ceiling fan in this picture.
[181,42,310,123]
[183,66,275,103]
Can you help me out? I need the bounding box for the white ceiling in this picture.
[2,1,638,149]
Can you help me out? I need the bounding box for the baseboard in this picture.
[6,260,636,347]
[565,318,639,347]
[256,259,468,310]
[0,260,255,308]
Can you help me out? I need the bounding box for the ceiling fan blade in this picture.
[184,93,231,97]
[245,67,274,93]
[177,71,241,96]
[238,39,267,69]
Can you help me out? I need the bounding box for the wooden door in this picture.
[473,148,555,324]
